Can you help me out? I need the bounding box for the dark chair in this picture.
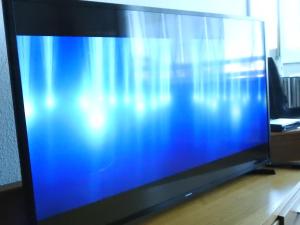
[268,57,300,119]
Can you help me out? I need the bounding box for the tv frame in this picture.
[2,0,271,224]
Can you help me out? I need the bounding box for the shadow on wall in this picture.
[0,2,21,186]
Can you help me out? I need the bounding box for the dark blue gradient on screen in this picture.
[16,15,268,220]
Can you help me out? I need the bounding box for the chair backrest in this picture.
[268,57,289,118]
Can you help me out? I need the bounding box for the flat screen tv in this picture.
[2,0,270,224]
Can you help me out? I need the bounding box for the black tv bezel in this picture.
[2,0,271,224]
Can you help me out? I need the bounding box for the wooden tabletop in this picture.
[2,169,300,225]
[143,168,300,225]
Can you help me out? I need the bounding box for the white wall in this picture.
[0,2,21,186]
[278,0,300,76]
[0,0,248,186]
[87,0,248,16]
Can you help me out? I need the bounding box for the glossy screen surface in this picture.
[16,11,268,220]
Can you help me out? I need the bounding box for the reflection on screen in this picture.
[17,12,268,220]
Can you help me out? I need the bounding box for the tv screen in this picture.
[3,1,269,224]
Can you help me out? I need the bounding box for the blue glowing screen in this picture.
[16,13,268,220]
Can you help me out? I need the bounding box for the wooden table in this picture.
[142,168,300,225]
[2,169,300,225]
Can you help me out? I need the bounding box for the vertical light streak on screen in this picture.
[237,64,241,100]
[107,38,117,105]
[212,39,221,102]
[204,17,215,107]
[123,39,131,104]
[257,67,262,101]
[246,24,255,102]
[83,37,106,130]
[132,40,144,110]
[160,14,171,104]
[230,69,235,102]
[229,72,238,101]
[161,14,167,38]
[222,51,227,101]
[191,40,201,102]
[216,38,223,101]
[44,36,55,109]
[209,19,222,103]
[17,36,33,119]
[245,62,250,102]
[200,39,206,102]
[127,11,146,111]
[177,15,185,63]
[149,39,158,109]
[160,40,171,104]
[224,20,241,104]
[235,37,242,101]
[239,72,242,100]
[212,43,221,102]
[254,24,263,102]
[88,37,104,101]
